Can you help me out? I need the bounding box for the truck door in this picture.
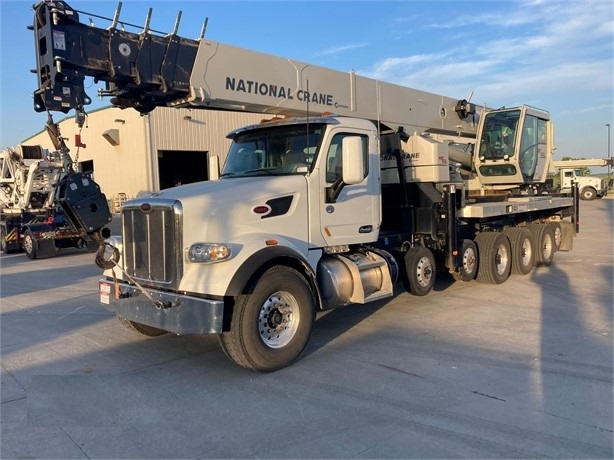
[317,131,380,246]
[561,169,575,189]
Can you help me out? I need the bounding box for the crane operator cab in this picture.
[474,105,552,188]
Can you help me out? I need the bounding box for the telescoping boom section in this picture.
[32,0,478,137]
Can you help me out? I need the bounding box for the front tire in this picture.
[219,265,315,372]
[581,187,597,201]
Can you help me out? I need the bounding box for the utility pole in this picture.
[607,123,611,181]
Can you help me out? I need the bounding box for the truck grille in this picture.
[121,199,183,289]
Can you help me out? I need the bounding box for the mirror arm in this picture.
[325,177,345,203]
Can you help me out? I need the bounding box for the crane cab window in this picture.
[479,109,521,160]
[519,115,546,180]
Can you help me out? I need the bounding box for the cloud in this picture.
[356,0,613,110]
[318,42,368,57]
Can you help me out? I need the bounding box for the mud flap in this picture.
[35,238,56,258]
[559,221,575,251]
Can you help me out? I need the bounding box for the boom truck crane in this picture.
[0,114,112,258]
[31,0,579,371]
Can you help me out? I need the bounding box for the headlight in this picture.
[187,243,231,263]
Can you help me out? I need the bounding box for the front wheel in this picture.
[219,265,315,372]
[404,246,436,296]
[580,187,597,201]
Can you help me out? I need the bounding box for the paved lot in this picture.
[1,199,613,459]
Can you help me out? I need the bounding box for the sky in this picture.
[0,0,612,161]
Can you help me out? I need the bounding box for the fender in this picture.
[24,222,54,234]
[225,244,318,298]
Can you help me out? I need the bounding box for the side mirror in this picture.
[342,136,364,185]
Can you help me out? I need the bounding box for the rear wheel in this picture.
[475,232,511,284]
[404,246,436,296]
[0,225,8,254]
[452,239,478,282]
[503,227,534,275]
[549,222,562,251]
[219,265,315,372]
[530,224,555,267]
[117,316,170,337]
[23,230,37,260]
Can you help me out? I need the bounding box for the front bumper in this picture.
[99,279,224,334]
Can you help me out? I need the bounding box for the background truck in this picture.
[549,158,613,200]
[0,115,112,258]
[31,0,579,371]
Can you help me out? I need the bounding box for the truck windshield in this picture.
[221,123,325,177]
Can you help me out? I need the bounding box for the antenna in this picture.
[171,10,182,35]
[199,18,208,39]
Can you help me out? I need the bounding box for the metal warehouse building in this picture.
[25,106,265,210]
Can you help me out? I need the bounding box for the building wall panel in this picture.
[23,106,266,207]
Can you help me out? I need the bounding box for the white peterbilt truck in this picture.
[550,158,613,200]
[31,1,579,371]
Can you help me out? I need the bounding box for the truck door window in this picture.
[325,133,368,183]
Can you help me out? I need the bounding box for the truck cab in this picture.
[559,168,608,200]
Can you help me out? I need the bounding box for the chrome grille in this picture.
[121,199,183,289]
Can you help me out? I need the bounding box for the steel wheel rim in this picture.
[415,256,434,288]
[23,235,33,254]
[258,291,299,348]
[553,226,562,248]
[495,244,510,275]
[542,234,553,260]
[521,238,532,266]
[462,248,476,275]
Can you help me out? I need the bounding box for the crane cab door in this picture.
[317,131,380,246]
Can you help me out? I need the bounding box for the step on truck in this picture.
[31,0,579,371]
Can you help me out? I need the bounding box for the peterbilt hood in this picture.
[136,176,309,245]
